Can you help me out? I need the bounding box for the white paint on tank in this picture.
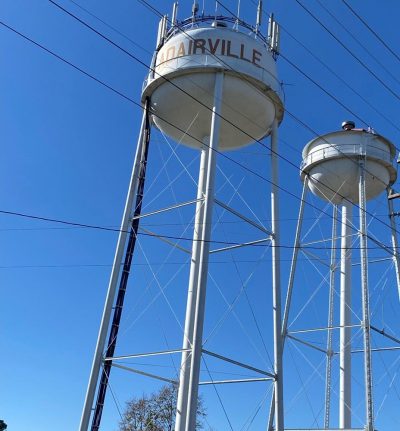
[142,26,284,150]
[300,129,397,204]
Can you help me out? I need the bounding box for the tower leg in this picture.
[387,187,400,301]
[359,160,374,431]
[175,72,224,431]
[175,146,208,431]
[339,199,352,429]
[267,179,307,431]
[271,119,284,431]
[324,205,338,429]
[79,105,150,431]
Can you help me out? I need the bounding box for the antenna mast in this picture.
[255,0,262,34]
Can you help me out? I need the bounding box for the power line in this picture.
[278,23,400,135]
[128,0,400,238]
[341,0,400,65]
[0,211,388,232]
[279,52,369,127]
[315,0,400,88]
[0,20,329,231]
[2,11,399,247]
[244,0,400,136]
[0,255,394,270]
[194,0,400,198]
[52,0,400,181]
[0,207,397,252]
[67,0,153,57]
[292,0,400,103]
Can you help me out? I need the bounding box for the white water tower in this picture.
[143,10,284,431]
[80,3,286,431]
[277,122,399,431]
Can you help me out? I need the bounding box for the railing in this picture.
[300,143,393,171]
[166,15,268,45]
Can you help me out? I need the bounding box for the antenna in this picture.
[171,2,178,26]
[192,1,199,20]
[156,17,163,47]
[268,13,274,41]
[256,0,263,34]
[268,13,280,56]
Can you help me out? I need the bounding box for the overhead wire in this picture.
[3,5,400,426]
[81,0,400,246]
[3,0,400,426]
[201,356,235,431]
[1,206,400,252]
[341,0,400,65]
[15,1,400,230]
[45,0,400,239]
[314,0,400,88]
[2,18,400,256]
[247,0,400,136]
[67,0,153,57]
[278,22,400,134]
[292,0,400,103]
[3,4,400,256]
[164,0,400,234]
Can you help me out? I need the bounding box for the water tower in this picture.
[275,122,399,430]
[79,2,285,430]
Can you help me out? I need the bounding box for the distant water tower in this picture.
[278,122,399,431]
[79,2,286,431]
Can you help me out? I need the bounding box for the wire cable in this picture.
[315,0,400,88]
[292,0,400,103]
[278,22,400,135]
[341,0,400,65]
[46,0,400,238]
[2,17,399,252]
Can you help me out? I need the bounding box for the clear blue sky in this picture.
[1,0,400,430]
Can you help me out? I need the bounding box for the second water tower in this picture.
[276,121,398,431]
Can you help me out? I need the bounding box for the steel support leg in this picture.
[174,147,208,431]
[176,72,224,431]
[267,178,307,431]
[79,103,150,431]
[358,160,374,431]
[339,199,352,429]
[271,119,284,431]
[324,205,338,429]
[387,188,400,301]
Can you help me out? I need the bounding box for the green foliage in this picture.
[0,420,7,431]
[119,384,205,431]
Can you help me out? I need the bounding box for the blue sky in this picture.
[2,0,400,430]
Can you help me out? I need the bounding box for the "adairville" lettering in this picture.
[158,38,263,67]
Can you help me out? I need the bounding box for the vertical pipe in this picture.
[324,205,338,429]
[175,147,208,431]
[267,178,307,431]
[79,105,149,431]
[359,160,374,431]
[339,199,352,429]
[185,72,224,431]
[270,118,284,431]
[387,188,400,301]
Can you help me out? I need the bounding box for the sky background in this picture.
[1,0,400,430]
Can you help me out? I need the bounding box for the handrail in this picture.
[166,15,268,45]
[300,144,393,171]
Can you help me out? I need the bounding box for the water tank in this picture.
[300,125,397,204]
[142,22,284,151]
